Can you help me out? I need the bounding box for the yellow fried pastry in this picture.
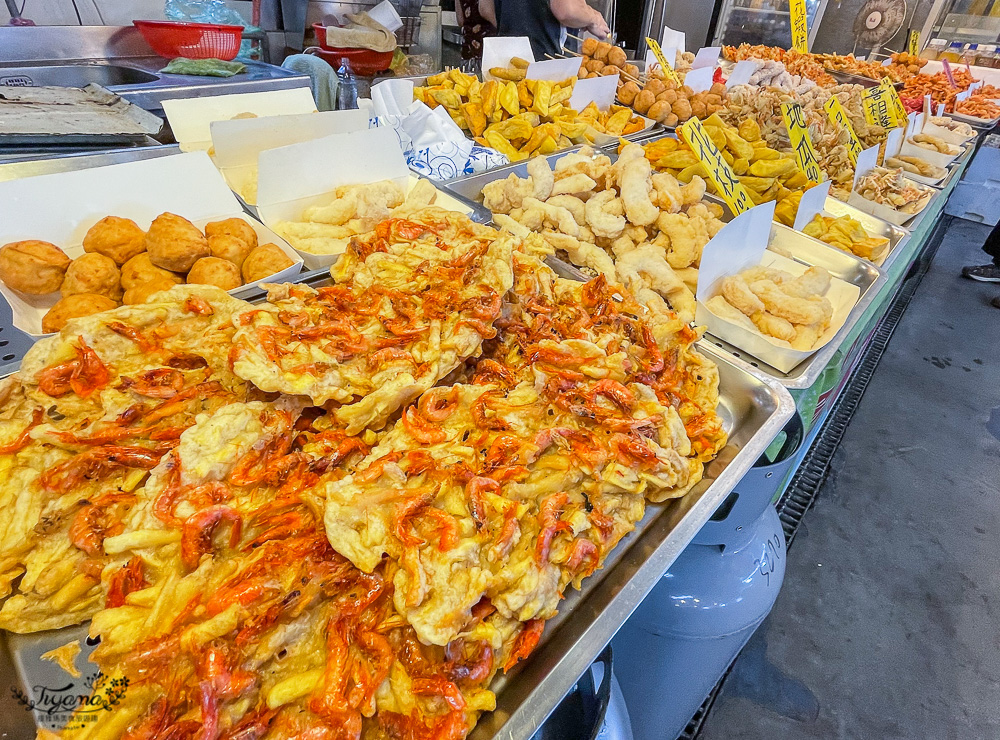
[0,240,70,294]
[41,293,117,332]
[82,215,146,265]
[61,253,122,301]
[145,212,210,272]
[187,256,242,291]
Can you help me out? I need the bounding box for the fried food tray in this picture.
[234,270,796,740]
[821,197,910,268]
[0,264,795,740]
[443,148,886,389]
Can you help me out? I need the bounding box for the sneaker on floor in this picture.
[992,296,1000,309]
[962,264,1000,282]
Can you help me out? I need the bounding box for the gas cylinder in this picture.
[611,414,803,740]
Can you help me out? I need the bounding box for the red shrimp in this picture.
[503,618,545,672]
[535,492,572,565]
[181,505,243,569]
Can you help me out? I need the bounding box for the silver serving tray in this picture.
[445,148,888,389]
[824,68,904,90]
[0,143,180,182]
[0,267,794,740]
[705,224,884,388]
[821,196,910,269]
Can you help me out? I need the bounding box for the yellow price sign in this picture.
[862,85,895,128]
[789,0,809,53]
[645,37,681,85]
[908,29,920,56]
[880,77,908,125]
[823,96,862,165]
[678,118,753,216]
[781,102,823,183]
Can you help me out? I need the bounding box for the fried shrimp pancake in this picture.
[322,255,727,646]
[0,286,253,631]
[230,208,515,434]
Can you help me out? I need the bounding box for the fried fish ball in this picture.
[123,276,178,306]
[120,253,184,291]
[82,216,146,265]
[61,253,122,300]
[618,81,641,105]
[242,243,294,283]
[582,38,598,56]
[42,293,117,333]
[187,257,242,291]
[608,46,627,69]
[0,240,70,295]
[145,212,210,273]
[208,234,254,270]
[204,218,259,250]
[633,90,655,114]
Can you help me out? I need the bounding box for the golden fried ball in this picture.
[204,218,258,251]
[82,216,146,266]
[145,212,210,273]
[242,243,294,283]
[120,253,184,291]
[187,257,242,291]
[42,293,117,333]
[0,240,70,295]
[62,253,122,300]
[208,234,254,270]
[123,276,178,306]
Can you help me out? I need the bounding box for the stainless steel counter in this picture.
[0,26,311,113]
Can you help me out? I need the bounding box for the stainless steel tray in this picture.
[0,267,794,740]
[0,83,164,145]
[821,196,910,269]
[444,149,888,389]
[0,143,180,182]
[706,224,885,388]
[824,69,904,90]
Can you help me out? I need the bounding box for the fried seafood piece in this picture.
[65,400,513,740]
[231,209,515,435]
[323,258,727,647]
[0,286,253,631]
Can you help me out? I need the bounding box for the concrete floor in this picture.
[699,218,1000,740]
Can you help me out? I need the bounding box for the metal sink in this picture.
[0,63,160,88]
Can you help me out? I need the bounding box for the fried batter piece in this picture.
[231,209,515,434]
[323,255,726,647]
[0,286,253,632]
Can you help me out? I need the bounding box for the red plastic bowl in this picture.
[308,42,394,76]
[134,20,242,61]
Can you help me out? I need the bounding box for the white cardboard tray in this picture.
[0,151,302,337]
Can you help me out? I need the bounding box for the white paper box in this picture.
[162,88,318,152]
[696,202,860,372]
[482,37,535,81]
[847,186,931,227]
[210,110,369,207]
[526,57,582,82]
[0,152,303,338]
[898,137,962,168]
[254,128,476,269]
[922,118,976,145]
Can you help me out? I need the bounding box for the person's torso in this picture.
[494,0,562,59]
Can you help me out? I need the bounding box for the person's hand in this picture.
[587,14,611,39]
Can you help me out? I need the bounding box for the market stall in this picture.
[0,14,996,740]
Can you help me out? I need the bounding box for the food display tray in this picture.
[235,270,796,740]
[822,196,910,269]
[705,224,884,388]
[824,69,904,90]
[0,265,794,740]
[0,84,164,146]
[945,110,1000,130]
[444,148,885,389]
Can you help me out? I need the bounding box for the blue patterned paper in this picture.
[370,117,508,180]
